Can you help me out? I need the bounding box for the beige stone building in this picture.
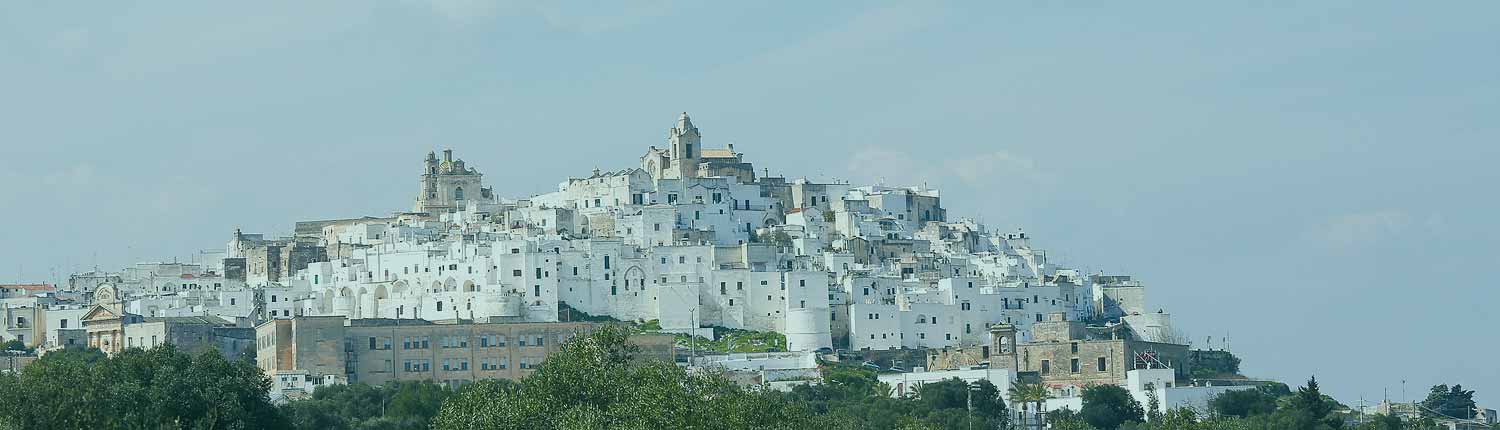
[80,286,252,359]
[413,149,491,214]
[991,313,1190,395]
[121,316,255,359]
[256,316,654,397]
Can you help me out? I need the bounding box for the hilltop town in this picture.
[2,113,1493,429]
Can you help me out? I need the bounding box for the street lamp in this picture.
[966,381,983,430]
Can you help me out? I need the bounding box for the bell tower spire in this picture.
[668,112,701,179]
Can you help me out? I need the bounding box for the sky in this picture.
[2,1,1496,406]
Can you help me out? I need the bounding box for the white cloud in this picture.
[949,150,1041,186]
[420,0,676,33]
[845,147,1042,188]
[732,3,942,77]
[42,163,95,187]
[424,0,505,24]
[845,147,934,186]
[1313,209,1411,248]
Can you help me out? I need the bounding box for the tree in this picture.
[0,345,284,429]
[1351,414,1403,430]
[282,380,453,430]
[1278,376,1343,430]
[914,378,1007,429]
[0,340,28,353]
[1420,384,1477,419]
[432,325,817,429]
[1009,383,1051,428]
[1047,408,1096,430]
[1080,384,1145,430]
[1210,385,1280,418]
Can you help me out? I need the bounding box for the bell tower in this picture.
[667,112,701,179]
[989,323,1019,373]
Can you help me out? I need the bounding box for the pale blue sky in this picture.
[2,1,1495,405]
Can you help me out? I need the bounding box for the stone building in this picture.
[698,144,756,184]
[255,316,609,398]
[121,316,255,359]
[990,312,1189,396]
[78,285,251,358]
[642,112,703,181]
[228,229,327,285]
[414,149,492,214]
[1094,275,1147,320]
[0,283,56,299]
[1,305,42,347]
[81,285,142,355]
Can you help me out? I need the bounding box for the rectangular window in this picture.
[1071,358,1080,373]
[369,337,377,350]
[1041,360,1051,375]
[1071,342,1079,353]
[1099,357,1108,372]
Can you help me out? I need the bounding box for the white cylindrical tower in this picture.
[783,307,832,351]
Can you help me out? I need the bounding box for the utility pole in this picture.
[689,308,696,363]
[1358,396,1366,424]
[966,382,973,430]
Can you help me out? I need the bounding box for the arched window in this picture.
[454,187,465,201]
